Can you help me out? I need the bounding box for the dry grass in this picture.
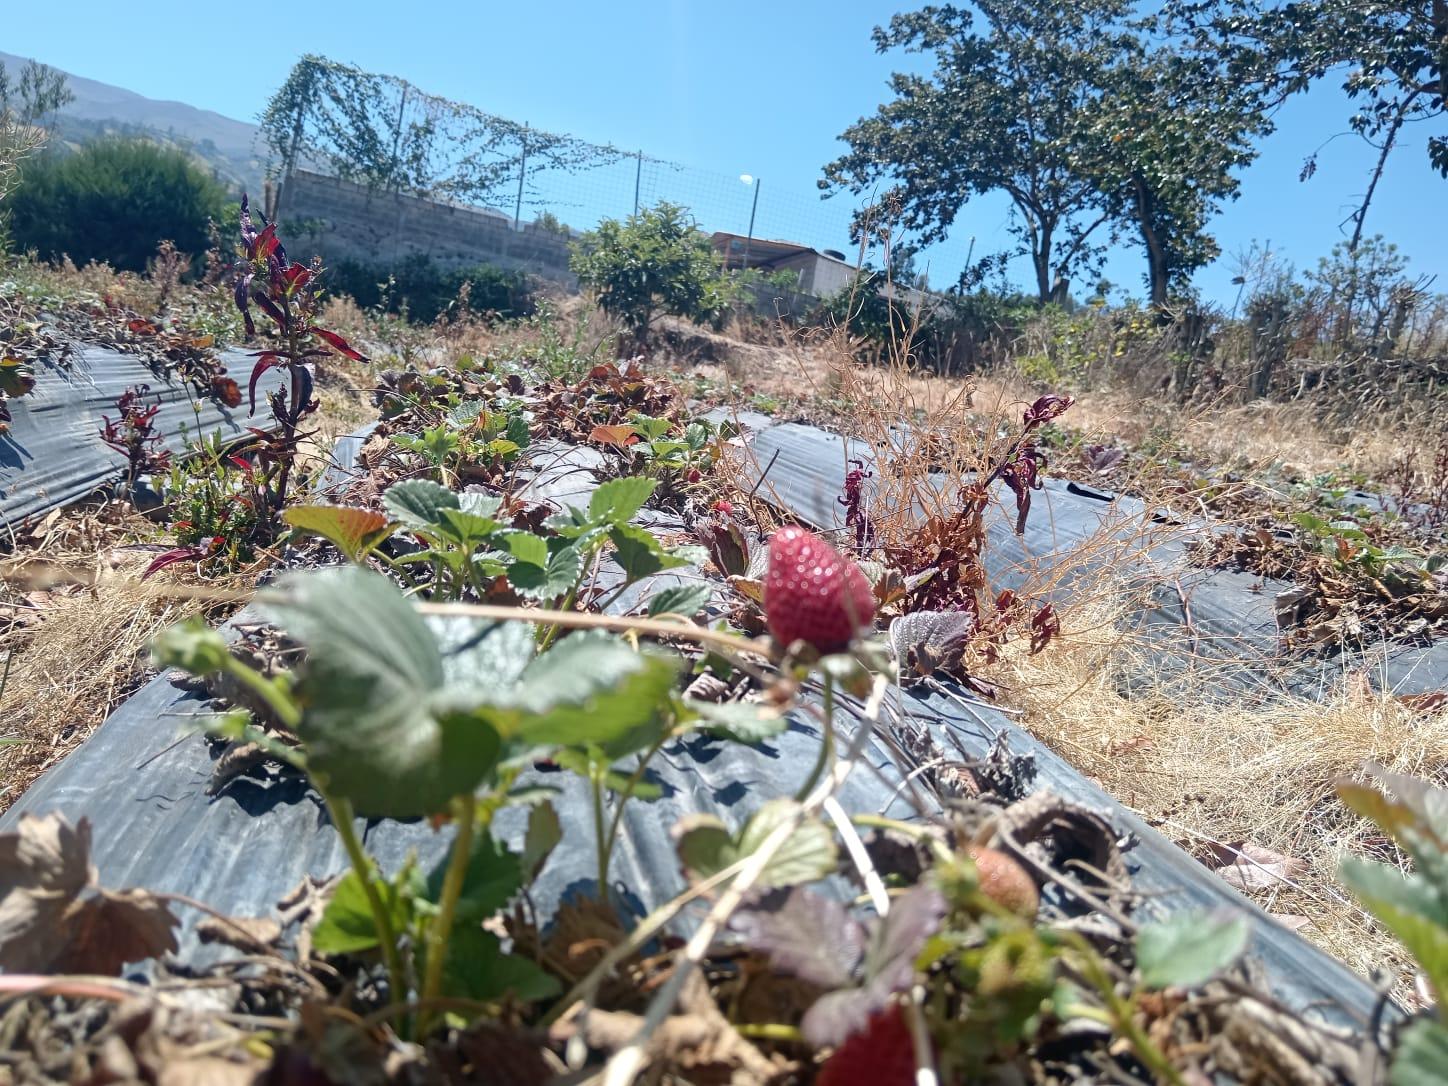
[0,514,215,814]
[689,309,1444,488]
[987,597,1447,1006]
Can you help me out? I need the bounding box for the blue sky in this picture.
[6,0,1444,304]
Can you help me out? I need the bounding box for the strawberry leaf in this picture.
[1135,910,1249,989]
[283,505,394,564]
[731,887,864,989]
[588,476,656,525]
[383,479,461,531]
[507,542,583,601]
[425,833,521,923]
[647,582,713,617]
[259,568,517,817]
[609,523,690,583]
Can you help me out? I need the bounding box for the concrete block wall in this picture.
[275,170,577,286]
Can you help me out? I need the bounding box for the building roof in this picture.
[710,231,853,271]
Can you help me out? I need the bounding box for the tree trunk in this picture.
[1133,176,1169,309]
[1031,218,1054,303]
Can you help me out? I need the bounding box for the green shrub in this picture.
[570,202,730,349]
[326,254,532,324]
[6,139,228,271]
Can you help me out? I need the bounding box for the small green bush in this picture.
[570,202,730,349]
[6,139,228,271]
[326,254,532,324]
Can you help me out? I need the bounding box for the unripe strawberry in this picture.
[816,1004,916,1086]
[764,527,876,654]
[968,845,1039,919]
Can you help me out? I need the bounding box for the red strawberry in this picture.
[816,1005,917,1086]
[764,526,876,654]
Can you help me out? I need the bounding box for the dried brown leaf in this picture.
[1208,843,1308,893]
[196,915,283,955]
[0,813,179,974]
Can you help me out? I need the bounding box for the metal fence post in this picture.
[514,124,528,229]
[634,150,642,216]
[742,178,760,269]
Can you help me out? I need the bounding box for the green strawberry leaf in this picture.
[522,801,563,882]
[589,477,656,525]
[691,699,787,743]
[497,530,549,566]
[382,479,458,531]
[425,832,522,924]
[441,925,560,1003]
[283,505,394,563]
[647,582,713,617]
[508,543,584,601]
[1390,1019,1448,1086]
[482,633,680,756]
[675,798,836,889]
[314,859,423,955]
[259,568,512,817]
[610,523,689,583]
[1339,858,1448,1000]
[1135,910,1249,989]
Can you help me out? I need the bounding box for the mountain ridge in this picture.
[0,50,267,192]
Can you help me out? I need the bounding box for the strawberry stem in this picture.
[795,672,836,801]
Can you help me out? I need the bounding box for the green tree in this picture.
[570,203,729,349]
[823,2,1131,303]
[1174,1,1448,244]
[1305,234,1419,350]
[8,140,228,271]
[823,3,1269,307]
[1077,42,1271,306]
[0,59,74,126]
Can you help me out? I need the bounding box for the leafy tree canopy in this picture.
[1172,1,1447,179]
[823,2,1271,305]
[0,59,73,126]
[1167,0,1447,260]
[570,203,730,348]
[7,139,228,271]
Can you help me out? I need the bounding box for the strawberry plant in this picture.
[285,476,702,641]
[391,400,531,486]
[150,566,768,1027]
[591,411,733,498]
[1335,765,1448,1082]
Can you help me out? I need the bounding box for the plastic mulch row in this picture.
[0,424,1393,1035]
[0,344,288,528]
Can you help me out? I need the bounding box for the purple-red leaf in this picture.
[281,263,313,293]
[306,327,367,362]
[252,222,279,262]
[1081,443,1126,476]
[233,273,255,337]
[801,884,945,1046]
[252,291,286,331]
[248,353,281,414]
[1023,393,1074,430]
[142,548,207,580]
